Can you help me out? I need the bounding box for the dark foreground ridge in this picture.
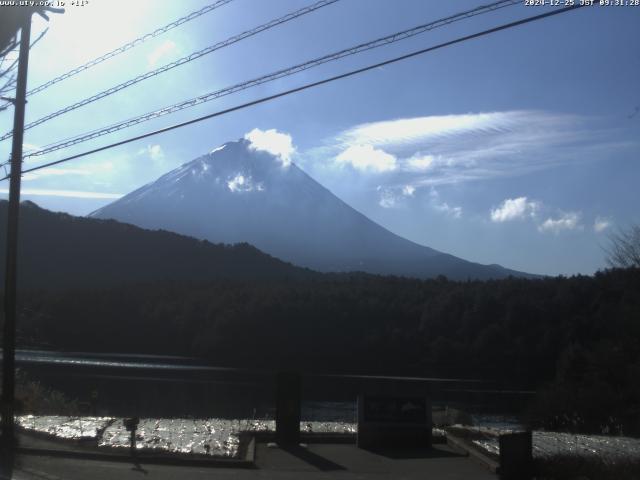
[0,200,313,289]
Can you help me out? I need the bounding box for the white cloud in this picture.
[376,184,416,208]
[147,144,164,161]
[227,174,248,193]
[379,197,395,209]
[22,142,42,152]
[490,197,540,223]
[138,144,164,161]
[405,154,435,171]
[377,186,397,208]
[311,111,634,186]
[490,197,584,233]
[100,161,114,172]
[428,188,462,218]
[227,173,263,193]
[593,216,611,233]
[22,161,115,181]
[335,145,397,173]
[0,188,123,199]
[244,128,295,167]
[434,202,462,219]
[338,112,516,148]
[22,167,91,181]
[147,40,177,67]
[402,185,415,197]
[538,212,583,234]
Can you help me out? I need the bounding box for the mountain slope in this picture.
[0,200,311,290]
[92,139,534,280]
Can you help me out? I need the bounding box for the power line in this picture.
[11,0,517,156]
[15,0,521,159]
[25,0,235,98]
[0,0,340,142]
[0,4,586,182]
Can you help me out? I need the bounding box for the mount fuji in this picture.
[91,139,532,280]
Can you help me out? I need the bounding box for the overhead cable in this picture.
[0,0,340,141]
[17,0,521,157]
[26,0,235,97]
[0,4,586,182]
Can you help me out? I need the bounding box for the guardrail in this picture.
[10,351,535,422]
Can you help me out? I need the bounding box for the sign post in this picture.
[275,371,301,445]
[357,395,432,450]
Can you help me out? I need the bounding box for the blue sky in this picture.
[0,0,638,276]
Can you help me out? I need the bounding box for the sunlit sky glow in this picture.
[0,0,638,276]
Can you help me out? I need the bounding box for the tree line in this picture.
[12,267,640,435]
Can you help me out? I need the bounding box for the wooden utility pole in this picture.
[2,12,32,449]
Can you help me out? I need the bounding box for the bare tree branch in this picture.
[0,41,18,59]
[606,225,640,269]
[0,22,49,111]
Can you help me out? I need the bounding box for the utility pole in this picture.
[2,11,32,449]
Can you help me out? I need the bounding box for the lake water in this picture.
[14,349,532,418]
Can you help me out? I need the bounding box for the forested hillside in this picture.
[14,268,640,434]
[0,201,312,289]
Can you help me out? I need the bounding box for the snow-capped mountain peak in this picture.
[91,139,532,279]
